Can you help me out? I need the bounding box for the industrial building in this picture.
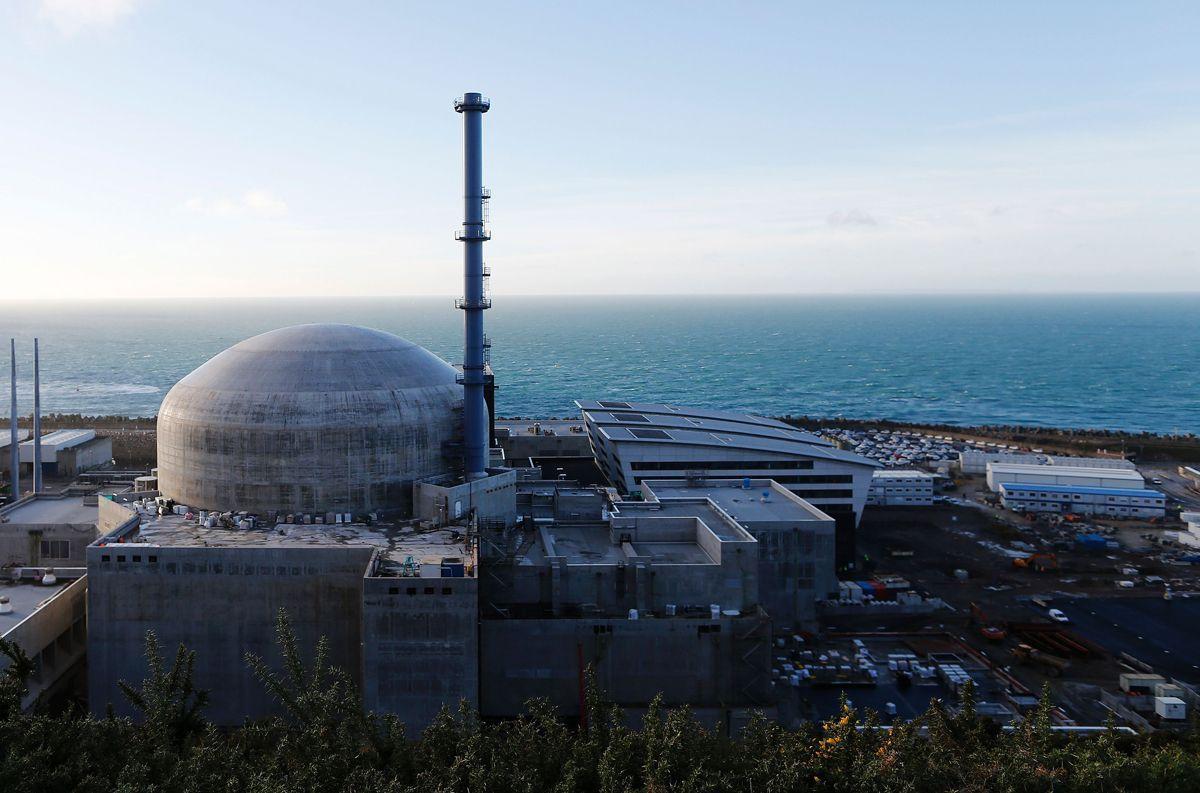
[985,462,1145,493]
[958,450,1136,475]
[18,429,112,479]
[577,400,876,567]
[640,478,836,627]
[0,493,95,707]
[867,469,936,506]
[998,483,1167,519]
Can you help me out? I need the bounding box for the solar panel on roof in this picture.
[629,428,672,440]
[598,400,632,409]
[615,413,650,423]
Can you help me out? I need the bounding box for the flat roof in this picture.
[582,409,830,447]
[872,469,936,480]
[639,480,833,524]
[1000,483,1164,499]
[533,520,722,566]
[0,582,71,635]
[105,511,471,570]
[614,498,750,541]
[0,496,98,525]
[987,462,1143,479]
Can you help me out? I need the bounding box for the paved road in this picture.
[1058,597,1200,684]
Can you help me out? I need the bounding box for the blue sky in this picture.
[2,1,1198,297]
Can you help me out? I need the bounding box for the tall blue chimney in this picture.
[32,338,42,493]
[8,339,18,499]
[454,92,492,481]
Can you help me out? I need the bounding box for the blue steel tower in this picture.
[8,339,17,499]
[454,92,491,481]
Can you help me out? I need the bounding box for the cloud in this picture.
[826,209,878,228]
[38,0,143,35]
[185,190,289,218]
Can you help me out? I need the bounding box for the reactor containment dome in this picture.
[156,323,462,517]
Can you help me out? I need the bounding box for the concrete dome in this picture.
[156,323,462,516]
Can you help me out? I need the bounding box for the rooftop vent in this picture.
[599,400,632,409]
[629,428,672,441]
[615,413,650,423]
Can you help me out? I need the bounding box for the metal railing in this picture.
[454,226,492,241]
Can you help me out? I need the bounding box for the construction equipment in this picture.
[969,602,1008,642]
[1013,552,1059,572]
[1012,643,1070,676]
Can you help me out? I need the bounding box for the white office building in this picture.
[959,450,1135,475]
[867,470,936,506]
[999,484,1166,519]
[985,462,1143,493]
[576,400,877,568]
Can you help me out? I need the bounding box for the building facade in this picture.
[576,401,876,568]
[999,484,1166,518]
[867,470,936,506]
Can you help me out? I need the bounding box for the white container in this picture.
[628,609,638,620]
[1156,696,1187,720]
[710,604,720,619]
[666,604,677,617]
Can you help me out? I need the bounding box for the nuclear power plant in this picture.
[0,93,875,733]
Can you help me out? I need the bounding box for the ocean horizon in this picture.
[1,294,1196,434]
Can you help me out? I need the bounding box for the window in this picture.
[40,539,71,559]
[423,587,435,595]
[442,587,452,595]
[406,587,417,596]
[389,586,400,595]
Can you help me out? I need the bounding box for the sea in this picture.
[0,294,1196,434]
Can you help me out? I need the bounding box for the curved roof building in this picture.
[156,324,462,516]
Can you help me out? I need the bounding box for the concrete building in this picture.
[495,420,591,459]
[156,324,464,517]
[478,481,771,723]
[0,494,99,567]
[0,576,88,709]
[640,478,836,627]
[999,484,1166,519]
[985,462,1144,493]
[576,400,877,568]
[867,469,936,506]
[18,430,112,480]
[0,493,95,709]
[86,497,479,731]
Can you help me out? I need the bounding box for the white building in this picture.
[867,470,936,506]
[999,484,1166,519]
[986,462,1143,493]
[1179,512,1200,549]
[576,400,877,568]
[959,449,1135,475]
[19,429,113,478]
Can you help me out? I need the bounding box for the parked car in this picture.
[1048,608,1069,623]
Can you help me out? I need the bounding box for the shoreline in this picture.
[10,412,1199,468]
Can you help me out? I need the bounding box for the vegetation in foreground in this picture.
[3,615,1200,792]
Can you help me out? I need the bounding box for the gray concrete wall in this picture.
[414,469,517,526]
[361,575,478,732]
[0,577,88,709]
[86,544,373,724]
[0,577,87,709]
[498,433,590,460]
[0,522,97,567]
[480,613,771,718]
